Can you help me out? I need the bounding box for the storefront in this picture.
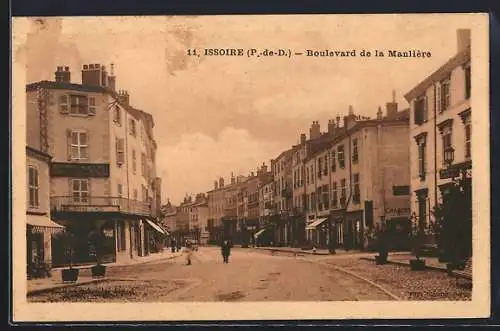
[27,213,65,278]
[384,197,412,251]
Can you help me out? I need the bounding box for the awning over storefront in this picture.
[254,229,266,239]
[145,219,166,235]
[305,217,328,230]
[27,215,65,234]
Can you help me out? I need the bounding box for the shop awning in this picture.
[145,219,166,235]
[27,215,65,234]
[254,229,266,239]
[305,217,328,230]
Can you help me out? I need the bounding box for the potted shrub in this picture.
[88,228,107,278]
[410,220,426,271]
[55,231,79,283]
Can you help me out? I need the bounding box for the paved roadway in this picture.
[102,246,395,301]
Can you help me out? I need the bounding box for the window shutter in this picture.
[59,95,69,114]
[424,96,428,122]
[66,129,72,161]
[88,97,96,116]
[436,85,441,113]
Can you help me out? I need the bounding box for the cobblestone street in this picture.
[28,247,471,302]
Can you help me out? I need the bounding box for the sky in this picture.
[14,14,479,205]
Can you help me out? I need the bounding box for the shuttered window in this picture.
[116,138,125,165]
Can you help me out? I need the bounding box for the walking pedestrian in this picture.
[221,239,232,264]
[184,241,193,265]
[171,238,176,253]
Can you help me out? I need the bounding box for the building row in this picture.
[189,29,472,251]
[26,63,167,275]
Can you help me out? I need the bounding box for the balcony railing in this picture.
[51,196,152,216]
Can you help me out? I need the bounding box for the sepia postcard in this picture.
[11,13,490,322]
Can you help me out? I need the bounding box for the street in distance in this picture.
[187,48,432,58]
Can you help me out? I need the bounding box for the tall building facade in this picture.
[27,63,165,265]
[404,29,472,251]
[290,101,411,250]
[271,149,293,245]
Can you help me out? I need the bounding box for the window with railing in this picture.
[72,178,89,203]
[323,155,328,176]
[331,182,338,208]
[322,185,329,209]
[352,139,359,163]
[331,151,336,172]
[414,133,427,181]
[340,179,346,207]
[440,77,451,112]
[306,167,310,185]
[353,173,360,204]
[441,125,454,167]
[338,145,345,169]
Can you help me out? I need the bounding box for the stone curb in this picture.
[360,256,448,273]
[252,247,331,256]
[27,278,109,296]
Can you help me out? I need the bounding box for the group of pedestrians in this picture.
[174,238,233,265]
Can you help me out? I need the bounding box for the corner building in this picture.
[27,64,163,266]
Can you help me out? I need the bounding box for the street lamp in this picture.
[444,147,455,168]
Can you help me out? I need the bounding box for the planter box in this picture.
[410,259,426,271]
[375,255,388,265]
[91,265,106,278]
[61,268,79,283]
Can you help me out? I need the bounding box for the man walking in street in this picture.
[221,239,232,264]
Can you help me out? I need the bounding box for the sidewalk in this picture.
[362,253,448,272]
[28,249,183,295]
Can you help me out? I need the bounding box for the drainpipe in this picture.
[124,109,133,259]
[433,82,438,224]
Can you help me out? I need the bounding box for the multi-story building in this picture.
[404,29,472,251]
[271,149,293,245]
[255,174,275,245]
[188,193,209,244]
[26,92,65,274]
[27,63,165,265]
[293,101,411,250]
[207,177,227,243]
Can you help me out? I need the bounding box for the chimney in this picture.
[336,115,341,128]
[457,29,471,53]
[309,121,321,140]
[118,90,130,106]
[101,65,108,88]
[300,133,307,145]
[348,105,354,116]
[107,63,116,91]
[214,180,219,190]
[219,177,225,188]
[377,106,383,120]
[231,172,236,185]
[327,119,336,135]
[82,63,106,86]
[385,90,398,118]
[55,66,71,83]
